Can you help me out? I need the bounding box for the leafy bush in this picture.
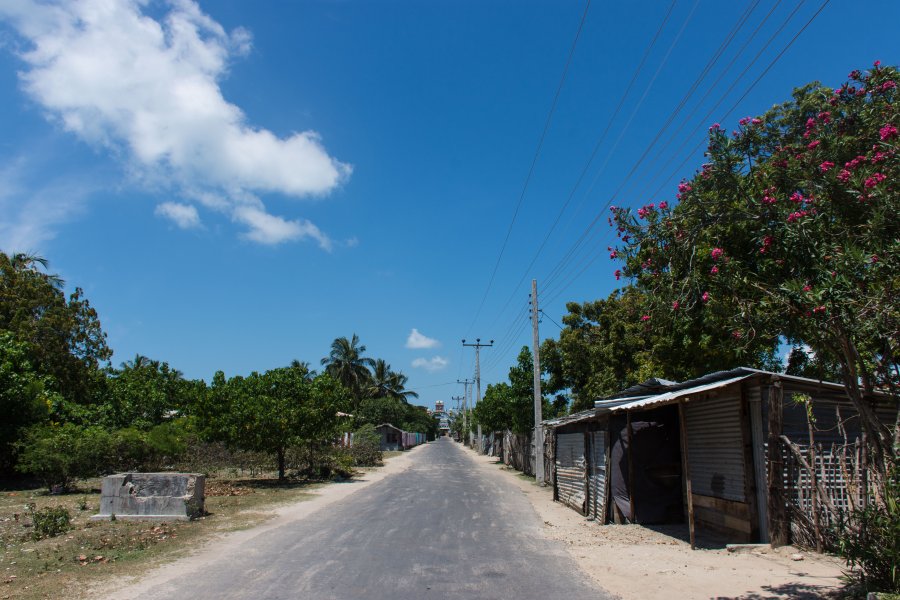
[16,423,111,491]
[837,468,900,594]
[27,503,71,540]
[350,424,382,467]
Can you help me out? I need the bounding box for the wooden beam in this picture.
[626,411,636,523]
[767,382,789,546]
[739,383,760,541]
[678,401,695,549]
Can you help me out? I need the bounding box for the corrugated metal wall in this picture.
[556,433,586,513]
[587,430,607,522]
[683,389,746,502]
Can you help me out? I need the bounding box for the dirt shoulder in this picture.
[462,445,846,600]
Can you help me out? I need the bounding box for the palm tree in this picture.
[321,334,375,399]
[367,359,418,402]
[7,252,65,289]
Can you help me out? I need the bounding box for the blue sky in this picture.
[0,0,897,410]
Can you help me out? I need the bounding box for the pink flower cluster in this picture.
[709,123,721,132]
[640,315,651,322]
[807,140,821,150]
[614,269,621,281]
[658,201,668,210]
[761,187,778,205]
[880,124,898,140]
[787,210,809,223]
[701,292,710,303]
[817,111,832,124]
[760,235,774,254]
[812,306,826,315]
[672,301,680,310]
[789,192,805,203]
[845,155,868,169]
[711,247,724,260]
[710,266,719,275]
[819,161,835,172]
[864,173,886,188]
[879,81,897,92]
[837,169,852,183]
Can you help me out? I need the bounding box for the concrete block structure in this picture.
[92,473,205,521]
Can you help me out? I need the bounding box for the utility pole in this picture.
[455,380,473,443]
[462,338,493,453]
[530,279,545,484]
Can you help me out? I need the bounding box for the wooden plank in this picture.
[693,505,753,534]
[679,401,695,549]
[690,494,752,519]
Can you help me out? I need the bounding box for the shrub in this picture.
[836,468,900,594]
[27,503,71,540]
[16,423,111,491]
[350,424,382,467]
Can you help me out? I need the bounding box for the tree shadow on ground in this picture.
[639,523,732,549]
[713,580,846,599]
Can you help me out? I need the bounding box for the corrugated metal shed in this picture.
[556,433,586,514]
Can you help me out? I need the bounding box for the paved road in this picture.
[136,438,610,599]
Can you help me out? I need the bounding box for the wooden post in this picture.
[739,384,760,542]
[627,411,636,523]
[806,403,823,552]
[603,423,612,525]
[678,401,695,549]
[767,382,789,546]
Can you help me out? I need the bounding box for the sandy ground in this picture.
[94,446,424,600]
[463,447,846,600]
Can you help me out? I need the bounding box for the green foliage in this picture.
[0,252,111,407]
[105,355,196,430]
[836,469,900,594]
[15,423,111,491]
[26,503,71,540]
[197,368,349,480]
[349,424,382,467]
[354,396,437,439]
[0,333,57,470]
[320,334,375,404]
[474,347,549,434]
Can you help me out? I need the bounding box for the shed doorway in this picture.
[609,405,683,524]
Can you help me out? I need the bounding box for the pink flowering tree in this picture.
[611,63,899,489]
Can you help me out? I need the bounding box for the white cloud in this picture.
[155,201,201,229]
[406,328,440,349]
[0,156,94,252]
[0,0,350,247]
[233,205,332,249]
[412,356,448,372]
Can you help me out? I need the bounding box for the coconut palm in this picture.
[367,359,419,402]
[321,334,375,399]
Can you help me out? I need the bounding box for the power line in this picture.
[481,0,678,336]
[537,0,827,304]
[465,0,593,336]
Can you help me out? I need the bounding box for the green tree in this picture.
[541,287,779,411]
[320,334,375,404]
[200,369,349,480]
[366,359,419,401]
[106,355,188,429]
[0,252,111,407]
[611,62,898,496]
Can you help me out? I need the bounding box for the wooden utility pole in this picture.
[463,339,492,453]
[457,379,473,444]
[530,279,545,484]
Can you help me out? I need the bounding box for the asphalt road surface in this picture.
[134,438,610,599]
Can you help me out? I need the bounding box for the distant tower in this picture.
[435,400,444,413]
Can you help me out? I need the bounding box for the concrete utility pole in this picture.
[455,380,473,442]
[530,279,545,484]
[462,338,492,453]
